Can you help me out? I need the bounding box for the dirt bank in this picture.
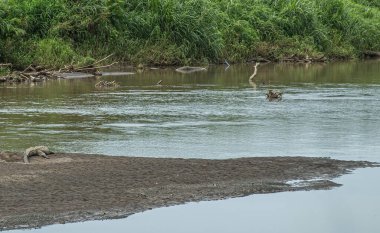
[0,153,377,231]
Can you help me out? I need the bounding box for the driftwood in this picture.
[23,146,54,164]
[59,62,118,75]
[0,69,59,83]
[0,63,12,67]
[250,55,327,63]
[248,62,262,90]
[93,54,114,66]
[59,54,117,74]
[224,60,231,70]
[0,55,117,83]
[247,63,282,99]
[175,66,207,74]
[249,62,260,81]
[95,80,120,88]
[281,54,327,63]
[248,57,271,63]
[155,79,172,88]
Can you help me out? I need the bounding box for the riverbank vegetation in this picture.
[1,0,379,68]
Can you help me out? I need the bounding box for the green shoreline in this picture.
[1,0,380,70]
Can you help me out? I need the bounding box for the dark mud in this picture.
[0,153,377,231]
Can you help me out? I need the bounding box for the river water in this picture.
[1,61,379,161]
[1,61,380,232]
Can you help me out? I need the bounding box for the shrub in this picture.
[1,0,380,67]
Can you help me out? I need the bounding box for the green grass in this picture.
[1,0,379,68]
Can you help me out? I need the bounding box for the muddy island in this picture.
[0,153,378,231]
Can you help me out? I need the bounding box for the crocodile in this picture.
[23,146,54,164]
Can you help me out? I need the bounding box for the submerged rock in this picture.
[266,89,282,100]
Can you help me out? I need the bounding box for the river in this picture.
[1,60,380,232]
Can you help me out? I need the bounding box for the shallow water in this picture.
[1,61,379,161]
[1,61,380,232]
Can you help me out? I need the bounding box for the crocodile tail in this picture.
[23,152,30,164]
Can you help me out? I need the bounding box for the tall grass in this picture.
[0,0,379,68]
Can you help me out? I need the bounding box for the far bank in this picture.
[1,0,380,69]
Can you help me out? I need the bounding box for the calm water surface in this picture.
[1,61,380,232]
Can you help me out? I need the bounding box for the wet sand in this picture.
[0,153,377,231]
